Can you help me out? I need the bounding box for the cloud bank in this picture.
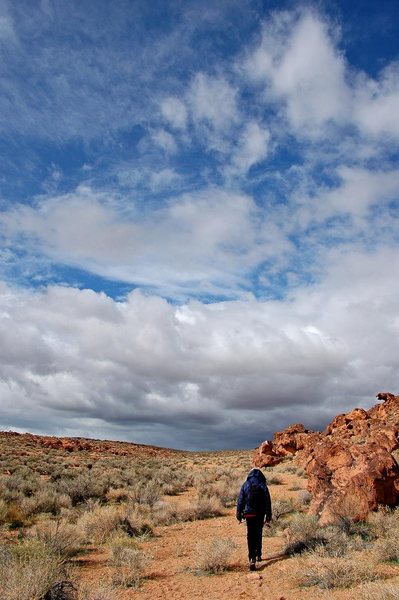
[1,244,398,449]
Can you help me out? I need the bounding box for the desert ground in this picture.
[1,433,399,599]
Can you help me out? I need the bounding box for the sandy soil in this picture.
[74,477,399,600]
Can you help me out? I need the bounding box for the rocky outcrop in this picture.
[254,424,321,467]
[255,393,399,524]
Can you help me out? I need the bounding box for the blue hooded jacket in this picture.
[236,468,272,521]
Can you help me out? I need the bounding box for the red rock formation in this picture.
[255,392,399,524]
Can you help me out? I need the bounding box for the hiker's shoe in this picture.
[256,555,262,562]
[249,559,256,571]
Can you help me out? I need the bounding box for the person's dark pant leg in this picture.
[254,515,264,558]
[246,516,263,561]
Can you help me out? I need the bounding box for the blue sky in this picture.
[0,0,398,449]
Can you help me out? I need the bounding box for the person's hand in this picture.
[236,513,242,523]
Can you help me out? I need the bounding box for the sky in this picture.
[0,0,398,450]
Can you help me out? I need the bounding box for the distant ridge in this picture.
[0,430,182,459]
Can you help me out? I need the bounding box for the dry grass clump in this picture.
[57,473,109,506]
[273,498,296,520]
[358,580,399,600]
[109,544,150,589]
[128,480,161,508]
[33,519,83,559]
[21,489,72,517]
[284,512,367,557]
[185,494,225,520]
[194,468,243,508]
[368,507,399,538]
[77,504,122,544]
[77,583,121,600]
[120,503,154,538]
[373,536,399,563]
[296,490,311,507]
[153,501,182,525]
[284,514,325,552]
[267,474,284,485]
[0,498,7,524]
[293,549,378,589]
[193,538,236,575]
[0,539,65,600]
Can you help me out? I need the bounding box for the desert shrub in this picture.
[128,480,161,508]
[267,475,283,485]
[204,469,243,507]
[77,583,120,600]
[121,508,153,538]
[193,538,236,574]
[272,498,295,520]
[155,465,193,495]
[285,514,321,543]
[77,505,121,544]
[21,489,71,517]
[4,502,31,528]
[107,533,138,560]
[34,519,83,559]
[184,494,225,521]
[284,514,326,555]
[5,471,40,497]
[0,539,64,600]
[109,546,149,588]
[368,507,399,539]
[292,549,378,589]
[106,488,130,503]
[331,494,369,534]
[278,464,307,477]
[57,474,108,506]
[359,580,399,600]
[296,490,312,507]
[373,536,399,563]
[153,501,181,526]
[0,498,7,524]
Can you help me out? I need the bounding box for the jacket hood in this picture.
[247,468,266,484]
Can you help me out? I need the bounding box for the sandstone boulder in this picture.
[255,392,399,523]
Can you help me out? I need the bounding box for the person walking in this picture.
[236,468,272,571]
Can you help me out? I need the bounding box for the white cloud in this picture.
[188,72,238,131]
[0,244,398,448]
[243,9,399,142]
[353,62,399,139]
[1,186,289,297]
[161,96,188,130]
[244,11,348,134]
[294,167,399,231]
[230,121,270,175]
[151,129,177,154]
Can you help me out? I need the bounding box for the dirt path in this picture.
[75,504,360,600]
[74,473,399,600]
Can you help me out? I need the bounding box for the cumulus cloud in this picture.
[353,62,399,139]
[244,10,349,134]
[243,8,399,142]
[0,244,398,449]
[1,186,290,298]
